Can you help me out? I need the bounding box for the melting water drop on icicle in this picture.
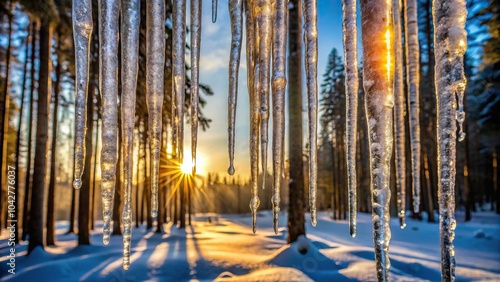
[392,0,407,229]
[271,0,287,235]
[99,0,120,245]
[227,0,243,176]
[405,0,421,214]
[147,0,165,219]
[120,0,140,270]
[433,0,467,279]
[303,0,318,227]
[191,0,202,175]
[342,0,359,236]
[72,0,93,190]
[360,0,394,279]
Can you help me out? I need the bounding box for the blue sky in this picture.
[192,1,345,179]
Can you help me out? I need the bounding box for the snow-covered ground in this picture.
[1,211,499,281]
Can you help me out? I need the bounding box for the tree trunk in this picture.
[287,0,305,244]
[13,21,31,244]
[22,21,38,241]
[90,119,99,230]
[28,19,52,254]
[0,7,14,227]
[46,37,62,246]
[112,115,122,235]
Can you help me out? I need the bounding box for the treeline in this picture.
[0,0,213,252]
[318,0,500,222]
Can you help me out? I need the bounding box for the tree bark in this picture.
[28,19,52,254]
[287,0,305,244]
[46,36,62,246]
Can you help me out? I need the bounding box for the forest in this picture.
[0,0,499,281]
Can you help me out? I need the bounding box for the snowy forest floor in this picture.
[1,211,499,281]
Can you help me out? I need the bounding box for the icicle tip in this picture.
[228,165,235,175]
[73,178,82,189]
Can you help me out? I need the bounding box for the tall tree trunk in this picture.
[13,21,31,244]
[22,21,38,241]
[0,3,14,231]
[28,19,52,254]
[46,37,62,246]
[67,178,76,233]
[287,0,305,244]
[135,128,140,228]
[78,34,97,246]
[112,114,122,235]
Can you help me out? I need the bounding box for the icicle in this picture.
[120,0,140,270]
[72,0,93,190]
[212,0,218,23]
[360,0,394,280]
[173,0,186,166]
[271,0,287,235]
[99,0,120,245]
[191,0,202,175]
[405,0,421,214]
[245,1,260,233]
[392,0,406,229]
[342,0,359,236]
[433,0,467,280]
[147,0,165,218]
[456,85,466,142]
[302,0,318,226]
[253,0,272,191]
[227,0,243,176]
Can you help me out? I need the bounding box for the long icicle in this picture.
[173,0,186,166]
[254,0,272,191]
[342,0,359,237]
[404,0,421,214]
[191,0,202,175]
[393,0,406,228]
[433,0,467,279]
[302,0,318,226]
[120,0,140,270]
[360,0,394,280]
[227,0,243,176]
[147,0,165,218]
[72,0,93,189]
[99,0,120,245]
[245,0,260,233]
[271,0,287,234]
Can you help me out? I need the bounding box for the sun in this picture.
[180,160,193,174]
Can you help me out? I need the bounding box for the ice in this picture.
[342,0,359,236]
[212,0,218,23]
[147,0,165,218]
[227,0,243,176]
[360,0,394,279]
[173,0,186,165]
[120,0,140,270]
[303,0,318,226]
[245,0,260,233]
[191,0,202,175]
[271,0,287,234]
[405,0,421,214]
[393,0,406,228]
[254,0,272,191]
[99,0,120,245]
[433,0,467,280]
[72,0,93,190]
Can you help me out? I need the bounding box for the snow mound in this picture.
[215,267,314,282]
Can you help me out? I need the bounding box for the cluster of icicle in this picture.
[222,0,317,234]
[72,0,203,270]
[72,0,468,278]
[341,0,467,280]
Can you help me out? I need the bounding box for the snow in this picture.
[2,211,499,281]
